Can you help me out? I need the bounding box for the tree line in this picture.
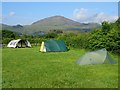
[1,17,120,54]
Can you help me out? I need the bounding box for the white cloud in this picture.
[92,12,118,23]
[73,8,88,20]
[9,11,15,16]
[73,8,118,23]
[1,12,16,23]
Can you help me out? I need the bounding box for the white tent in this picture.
[7,39,31,48]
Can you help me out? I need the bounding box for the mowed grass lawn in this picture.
[2,47,118,88]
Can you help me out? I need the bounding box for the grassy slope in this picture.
[2,47,118,88]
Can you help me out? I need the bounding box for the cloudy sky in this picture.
[2,2,118,25]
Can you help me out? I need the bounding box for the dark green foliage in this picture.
[115,17,120,25]
[1,18,120,54]
[87,29,105,50]
[87,19,120,54]
[57,33,89,49]
[101,21,111,33]
[2,30,17,39]
[50,29,63,34]
[44,32,58,38]
[2,38,13,44]
[1,30,19,44]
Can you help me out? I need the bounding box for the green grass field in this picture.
[2,47,118,88]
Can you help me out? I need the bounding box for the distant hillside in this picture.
[1,16,101,35]
[1,24,23,34]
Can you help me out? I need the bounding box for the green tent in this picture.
[76,48,115,65]
[40,39,68,52]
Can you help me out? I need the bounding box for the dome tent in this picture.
[7,39,31,48]
[40,39,68,52]
[76,48,115,65]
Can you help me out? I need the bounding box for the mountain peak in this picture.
[2,16,100,35]
[12,24,23,28]
[49,15,68,19]
[50,15,65,18]
[32,15,77,25]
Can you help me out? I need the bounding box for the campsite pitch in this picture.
[2,47,118,88]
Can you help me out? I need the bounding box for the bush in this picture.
[87,21,120,54]
[57,33,89,49]
[2,38,12,44]
[44,32,58,38]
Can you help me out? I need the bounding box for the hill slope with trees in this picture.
[1,16,100,35]
[1,17,120,54]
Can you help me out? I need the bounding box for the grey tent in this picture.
[76,48,115,65]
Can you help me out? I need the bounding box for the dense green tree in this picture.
[101,21,111,34]
[2,30,17,39]
[87,18,120,54]
[1,17,120,54]
[44,32,58,38]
